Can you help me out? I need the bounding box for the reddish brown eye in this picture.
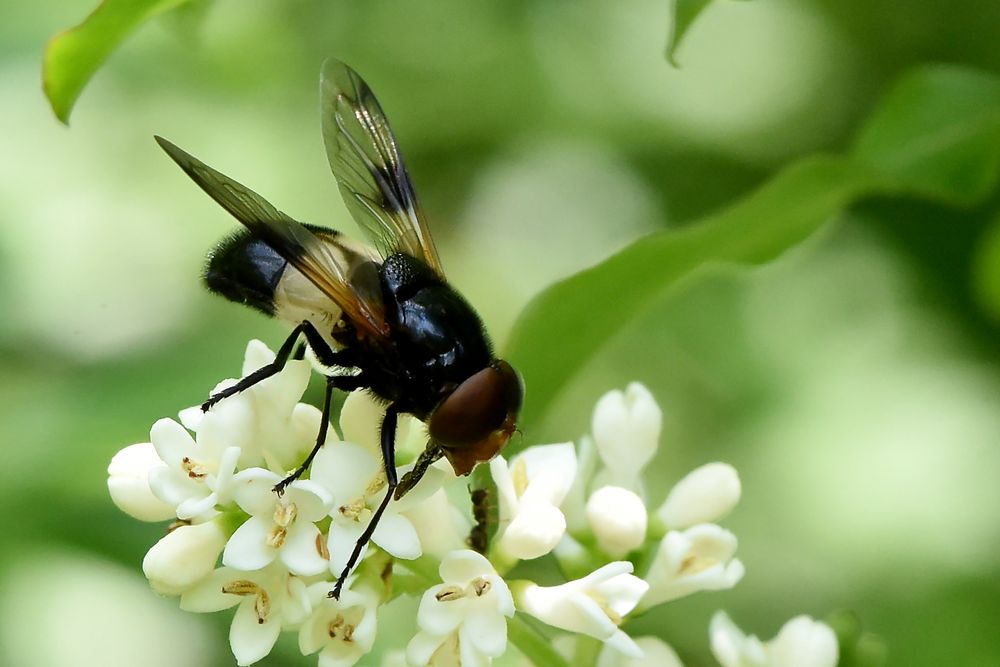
[429,360,523,475]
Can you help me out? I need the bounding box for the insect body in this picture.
[156,59,522,598]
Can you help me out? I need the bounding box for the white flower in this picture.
[657,463,741,530]
[598,636,685,667]
[710,612,838,667]
[223,468,331,576]
[299,582,379,667]
[180,564,312,666]
[143,519,228,595]
[312,438,444,577]
[182,339,315,470]
[147,416,241,521]
[586,486,648,558]
[107,442,176,522]
[515,561,648,657]
[491,443,577,561]
[591,383,661,491]
[407,550,514,667]
[402,488,472,560]
[641,525,745,610]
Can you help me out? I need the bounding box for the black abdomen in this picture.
[204,229,287,316]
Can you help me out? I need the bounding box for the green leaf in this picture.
[505,65,1000,435]
[852,65,1000,205]
[665,0,753,66]
[43,0,190,124]
[665,0,712,66]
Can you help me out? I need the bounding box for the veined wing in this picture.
[155,135,390,341]
[320,58,444,276]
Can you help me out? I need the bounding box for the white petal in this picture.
[339,391,386,455]
[232,468,281,516]
[439,550,494,584]
[148,465,202,509]
[312,442,380,505]
[463,608,508,657]
[604,630,644,659]
[709,611,758,667]
[406,631,448,667]
[298,604,330,655]
[280,521,328,576]
[517,583,615,639]
[497,500,565,560]
[514,442,578,505]
[392,464,446,512]
[657,463,741,529]
[586,486,647,558]
[328,522,367,576]
[178,405,204,431]
[223,516,277,571]
[285,480,333,521]
[230,597,282,666]
[371,511,422,560]
[176,493,219,521]
[401,489,471,559]
[242,339,277,375]
[458,630,491,667]
[594,573,648,618]
[770,616,839,667]
[489,455,518,523]
[142,521,227,595]
[591,383,660,480]
[598,636,683,667]
[107,443,175,522]
[150,418,195,467]
[180,567,243,612]
[416,587,466,635]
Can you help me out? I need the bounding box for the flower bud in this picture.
[143,520,227,595]
[586,486,647,558]
[598,636,684,667]
[515,562,648,658]
[497,499,566,560]
[107,443,175,522]
[710,611,838,667]
[657,463,740,529]
[591,383,661,489]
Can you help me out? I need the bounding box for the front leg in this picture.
[330,404,400,599]
[202,320,338,411]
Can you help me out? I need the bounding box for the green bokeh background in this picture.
[3,0,1000,665]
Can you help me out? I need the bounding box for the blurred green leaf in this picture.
[826,610,889,667]
[665,0,753,66]
[971,210,1000,320]
[506,65,1000,434]
[43,0,191,124]
[852,66,1000,205]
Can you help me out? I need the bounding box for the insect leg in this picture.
[202,320,333,411]
[272,372,368,495]
[330,404,400,600]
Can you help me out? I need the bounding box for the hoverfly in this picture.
[155,59,522,598]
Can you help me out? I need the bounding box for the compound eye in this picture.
[428,360,522,476]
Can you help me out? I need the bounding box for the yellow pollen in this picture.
[222,580,259,596]
[339,498,367,520]
[678,553,712,576]
[316,533,330,560]
[327,614,345,638]
[266,525,287,548]
[435,585,465,602]
[587,592,622,626]
[364,471,387,496]
[274,501,298,527]
[181,456,209,479]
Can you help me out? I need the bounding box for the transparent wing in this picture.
[155,135,390,341]
[320,58,444,276]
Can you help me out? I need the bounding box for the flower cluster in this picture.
[108,340,837,667]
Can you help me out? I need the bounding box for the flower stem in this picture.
[508,613,572,667]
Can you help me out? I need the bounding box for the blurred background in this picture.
[3,0,1000,665]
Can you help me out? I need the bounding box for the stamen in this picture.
[222,580,259,596]
[181,456,209,479]
[472,577,491,597]
[254,589,271,624]
[316,533,330,560]
[327,613,345,638]
[273,501,298,527]
[435,585,465,602]
[266,525,288,548]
